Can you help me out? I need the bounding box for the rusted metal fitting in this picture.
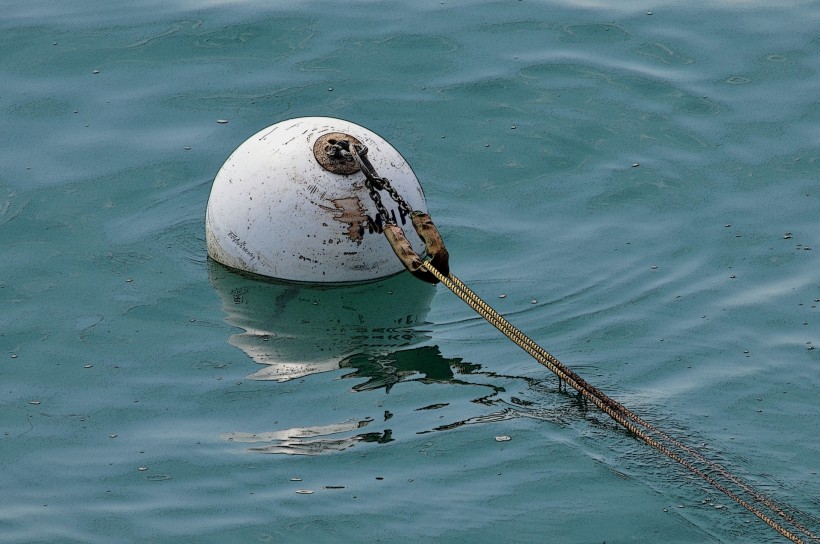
[313,132,363,175]
[382,213,449,284]
[410,212,450,277]
[383,224,440,284]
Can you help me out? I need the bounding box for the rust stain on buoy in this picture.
[318,197,368,243]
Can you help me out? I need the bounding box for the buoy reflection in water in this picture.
[209,260,528,455]
[207,259,434,382]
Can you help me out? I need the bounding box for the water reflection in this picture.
[208,260,563,455]
[208,259,434,381]
[223,418,392,455]
[339,346,483,394]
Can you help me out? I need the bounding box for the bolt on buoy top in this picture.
[313,132,363,175]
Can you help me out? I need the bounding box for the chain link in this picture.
[347,142,414,223]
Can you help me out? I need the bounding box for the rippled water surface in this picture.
[2,1,818,542]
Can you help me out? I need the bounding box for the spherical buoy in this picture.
[205,117,428,283]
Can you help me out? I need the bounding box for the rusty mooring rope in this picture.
[345,137,818,542]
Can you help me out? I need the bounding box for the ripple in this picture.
[165,82,322,115]
[126,17,317,62]
[296,33,459,80]
[519,62,721,116]
[0,185,28,226]
[562,23,630,43]
[635,43,695,66]
[8,97,74,118]
[125,19,203,49]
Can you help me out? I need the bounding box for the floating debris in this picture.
[109,434,117,438]
[29,400,40,405]
[499,294,507,299]
[495,435,512,442]
[290,477,302,482]
[632,163,640,167]
[83,364,93,369]
[137,466,148,472]
[217,119,229,124]
[295,489,314,494]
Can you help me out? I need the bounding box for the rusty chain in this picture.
[330,140,413,224]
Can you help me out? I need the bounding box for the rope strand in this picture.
[422,261,817,544]
[353,142,816,542]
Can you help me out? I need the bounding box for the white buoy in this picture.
[206,117,428,283]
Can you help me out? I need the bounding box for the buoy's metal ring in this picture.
[313,132,363,175]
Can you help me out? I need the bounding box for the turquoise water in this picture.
[2,1,818,542]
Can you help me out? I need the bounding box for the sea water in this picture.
[1,1,818,542]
